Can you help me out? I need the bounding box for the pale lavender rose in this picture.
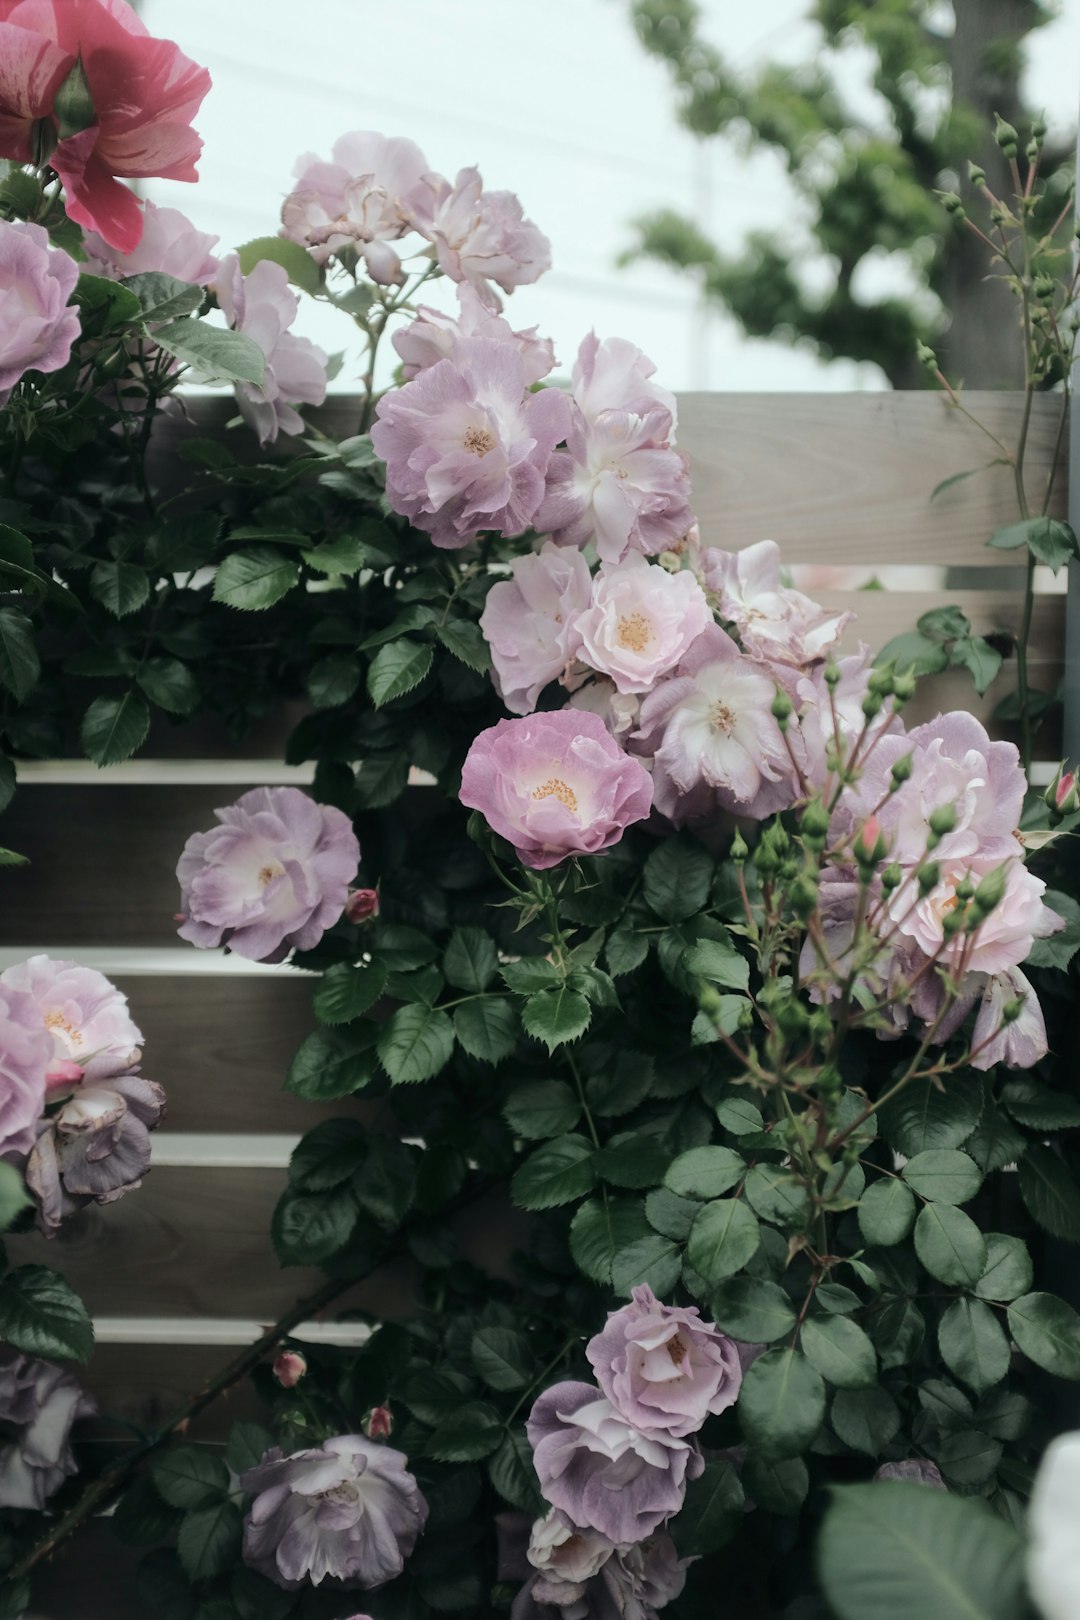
[526,1381,702,1544]
[0,220,80,404]
[796,644,903,794]
[0,1351,96,1510]
[586,1285,742,1439]
[0,982,50,1159]
[281,131,430,281]
[460,711,653,870]
[25,1074,166,1235]
[0,955,142,1090]
[701,541,850,667]
[371,337,571,549]
[392,284,555,385]
[408,166,550,309]
[83,199,220,284]
[887,856,1061,976]
[176,786,360,962]
[527,1508,614,1606]
[537,405,693,565]
[480,541,593,714]
[969,967,1048,1070]
[571,332,676,425]
[214,255,328,445]
[874,1459,946,1489]
[575,557,712,696]
[240,1436,427,1590]
[633,625,798,824]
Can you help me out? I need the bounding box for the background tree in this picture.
[623,0,1074,387]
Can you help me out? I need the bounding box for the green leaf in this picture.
[425,1401,503,1462]
[121,270,204,322]
[375,925,439,969]
[289,1119,367,1192]
[830,1386,900,1455]
[354,1135,415,1230]
[111,1476,182,1547]
[610,1233,682,1297]
[1018,1144,1080,1241]
[974,1233,1033,1302]
[444,927,498,992]
[876,629,948,677]
[742,1451,809,1516]
[153,1447,230,1510]
[664,1145,745,1200]
[521,986,592,1051]
[801,1315,877,1389]
[225,1421,273,1475]
[879,1076,984,1154]
[671,1459,744,1556]
[914,1203,987,1287]
[135,1550,197,1620]
[938,1297,1010,1395]
[605,926,649,977]
[817,1481,1026,1620]
[951,636,1003,695]
[178,1501,242,1583]
[270,1184,358,1265]
[236,234,322,294]
[154,318,266,384]
[744,1165,810,1228]
[0,1265,94,1360]
[1000,1079,1080,1131]
[595,1132,669,1189]
[301,533,369,575]
[504,1080,581,1140]
[471,1326,532,1391]
[683,936,749,989]
[1007,1291,1080,1379]
[716,1097,765,1136]
[400,1368,474,1424]
[367,638,433,706]
[313,960,388,1025]
[643,837,714,921]
[305,653,360,710]
[0,1162,31,1232]
[377,1004,454,1083]
[937,1428,1002,1487]
[512,1134,596,1210]
[213,547,299,610]
[136,657,200,715]
[710,1276,796,1342]
[569,1196,651,1284]
[857,1178,916,1246]
[90,558,150,617]
[902,1150,982,1204]
[489,1428,543,1513]
[738,1347,825,1458]
[453,996,518,1064]
[686,1197,761,1283]
[645,1185,699,1242]
[285,1029,374,1098]
[989,514,1078,571]
[436,619,491,672]
[1026,890,1080,969]
[80,691,150,765]
[500,956,562,994]
[0,608,39,701]
[73,272,143,328]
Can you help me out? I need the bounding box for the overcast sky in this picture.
[141,0,1079,394]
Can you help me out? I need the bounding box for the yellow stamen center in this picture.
[616,611,652,653]
[44,1010,81,1045]
[532,777,578,812]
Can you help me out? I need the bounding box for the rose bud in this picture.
[1045,765,1079,822]
[345,887,380,923]
[365,1404,393,1439]
[272,1351,307,1389]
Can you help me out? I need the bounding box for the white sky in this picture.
[141,0,1079,393]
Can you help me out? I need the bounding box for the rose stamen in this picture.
[532,777,578,812]
[463,425,496,456]
[708,701,735,735]
[616,611,652,654]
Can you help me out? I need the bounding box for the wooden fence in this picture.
[4,390,1067,1618]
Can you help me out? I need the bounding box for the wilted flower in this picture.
[371,337,571,549]
[26,1073,166,1234]
[574,556,712,696]
[0,1351,96,1509]
[0,981,51,1159]
[969,967,1048,1070]
[273,1351,307,1389]
[176,785,360,962]
[527,1508,614,1604]
[0,0,210,253]
[700,540,850,667]
[281,131,430,281]
[0,954,142,1088]
[214,255,328,445]
[460,711,653,870]
[392,284,554,385]
[586,1284,742,1439]
[240,1436,427,1590]
[83,198,220,284]
[408,166,550,308]
[480,541,593,714]
[526,1381,702,1544]
[0,220,80,405]
[1028,1431,1080,1620]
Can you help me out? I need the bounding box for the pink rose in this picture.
[0,0,211,254]
[281,131,430,281]
[459,710,653,870]
[407,166,550,310]
[889,857,1062,977]
[83,198,219,285]
[214,255,328,446]
[571,330,676,424]
[0,954,142,1087]
[575,555,712,695]
[701,540,851,667]
[586,1285,742,1438]
[480,540,593,714]
[0,220,79,404]
[392,284,554,386]
[0,981,50,1159]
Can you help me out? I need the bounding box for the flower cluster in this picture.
[517,1288,739,1616]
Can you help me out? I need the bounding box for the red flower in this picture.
[0,0,210,253]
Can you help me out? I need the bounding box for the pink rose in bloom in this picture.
[176,786,360,962]
[83,198,220,284]
[281,131,430,281]
[0,981,50,1159]
[970,967,1048,1070]
[586,1284,743,1439]
[0,954,142,1088]
[460,710,653,870]
[371,337,571,549]
[392,284,555,385]
[480,540,593,714]
[0,220,79,404]
[886,856,1061,976]
[634,624,797,824]
[571,331,677,424]
[796,644,902,793]
[408,165,550,310]
[0,0,211,253]
[215,255,328,446]
[26,1073,166,1235]
[273,1351,307,1389]
[574,555,712,695]
[701,540,851,666]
